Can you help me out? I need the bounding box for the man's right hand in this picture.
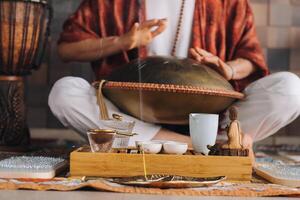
[120,19,167,50]
[57,19,166,62]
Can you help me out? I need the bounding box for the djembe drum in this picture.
[0,0,52,146]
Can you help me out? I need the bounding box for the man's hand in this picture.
[57,19,166,62]
[190,47,233,81]
[120,19,167,50]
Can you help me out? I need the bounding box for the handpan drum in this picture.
[96,56,244,125]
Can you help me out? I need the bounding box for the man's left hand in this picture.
[189,47,233,81]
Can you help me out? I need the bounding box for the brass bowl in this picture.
[96,56,244,125]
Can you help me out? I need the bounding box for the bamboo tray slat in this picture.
[70,147,252,182]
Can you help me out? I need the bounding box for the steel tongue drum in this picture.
[98,56,244,125]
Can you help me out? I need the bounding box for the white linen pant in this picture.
[48,72,300,145]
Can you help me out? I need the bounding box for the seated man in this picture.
[49,0,300,150]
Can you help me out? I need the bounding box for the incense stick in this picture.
[141,145,148,181]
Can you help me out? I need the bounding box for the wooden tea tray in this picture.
[70,146,252,182]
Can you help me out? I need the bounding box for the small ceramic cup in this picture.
[163,142,188,155]
[135,141,162,154]
[189,113,219,155]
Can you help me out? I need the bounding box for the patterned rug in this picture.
[0,177,299,197]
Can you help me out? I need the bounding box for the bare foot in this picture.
[242,133,255,166]
[152,128,192,147]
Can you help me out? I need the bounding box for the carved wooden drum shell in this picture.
[0,0,50,75]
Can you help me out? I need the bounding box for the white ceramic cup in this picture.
[189,113,219,155]
[163,142,188,155]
